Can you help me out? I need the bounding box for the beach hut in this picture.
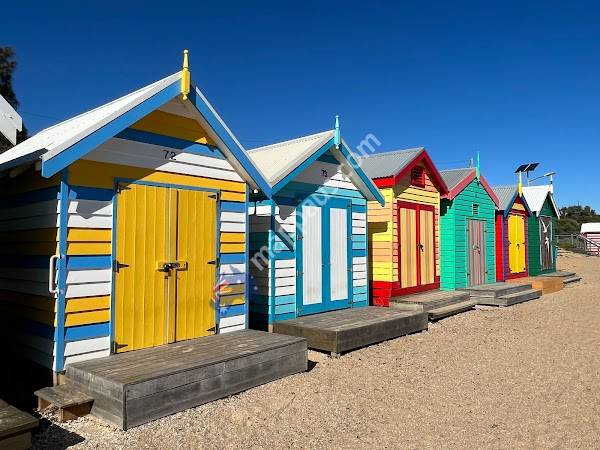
[439,165,499,290]
[581,223,600,255]
[0,54,273,377]
[492,185,532,281]
[246,120,384,328]
[356,148,448,306]
[522,185,560,275]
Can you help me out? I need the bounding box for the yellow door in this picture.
[516,215,526,272]
[399,207,417,288]
[114,183,217,353]
[175,189,217,341]
[419,209,435,285]
[508,214,526,274]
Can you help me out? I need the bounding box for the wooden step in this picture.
[476,288,542,307]
[563,275,582,284]
[35,384,94,423]
[428,300,478,321]
[391,291,471,312]
[0,400,38,450]
[461,283,532,298]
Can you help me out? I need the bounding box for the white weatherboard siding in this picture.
[330,207,349,301]
[85,138,243,182]
[301,205,322,305]
[294,161,358,191]
[220,315,245,329]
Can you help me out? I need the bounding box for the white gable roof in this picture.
[0,73,181,171]
[522,185,560,218]
[247,130,334,185]
[581,223,600,234]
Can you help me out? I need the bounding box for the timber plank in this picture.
[273,307,428,354]
[125,350,306,429]
[0,404,38,439]
[65,330,307,429]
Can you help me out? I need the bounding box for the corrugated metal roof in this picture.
[355,147,424,179]
[492,185,518,211]
[439,167,474,190]
[247,130,334,184]
[0,72,181,171]
[522,185,560,217]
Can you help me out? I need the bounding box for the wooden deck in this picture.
[461,282,542,306]
[506,276,564,294]
[272,306,428,356]
[65,330,307,429]
[0,399,38,450]
[390,290,477,320]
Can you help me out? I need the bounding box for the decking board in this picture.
[65,330,307,429]
[273,306,428,354]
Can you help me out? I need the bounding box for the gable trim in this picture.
[442,169,499,206]
[42,80,181,177]
[502,192,532,217]
[271,137,336,194]
[371,149,448,194]
[187,85,272,197]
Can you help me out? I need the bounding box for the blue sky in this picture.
[3,1,599,209]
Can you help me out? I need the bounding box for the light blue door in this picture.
[296,196,353,316]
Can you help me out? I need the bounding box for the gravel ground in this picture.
[33,253,600,449]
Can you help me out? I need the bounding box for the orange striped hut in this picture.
[357,148,448,306]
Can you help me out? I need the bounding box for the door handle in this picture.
[49,255,59,294]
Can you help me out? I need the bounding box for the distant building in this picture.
[581,223,600,254]
[0,94,22,145]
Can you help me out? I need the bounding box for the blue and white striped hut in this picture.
[247,120,384,328]
[0,53,272,379]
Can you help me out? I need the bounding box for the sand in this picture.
[33,252,600,449]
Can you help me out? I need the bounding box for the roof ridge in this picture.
[440,167,473,172]
[356,147,423,160]
[248,130,333,153]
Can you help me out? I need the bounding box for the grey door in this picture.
[540,216,553,270]
[467,219,487,286]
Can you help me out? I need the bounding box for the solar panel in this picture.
[515,162,540,173]
[515,164,529,173]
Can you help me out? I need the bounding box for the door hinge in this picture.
[116,183,130,194]
[208,257,219,266]
[209,193,218,200]
[112,260,129,273]
[111,341,127,353]
[296,270,302,277]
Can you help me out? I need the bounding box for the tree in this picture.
[557,204,600,234]
[0,47,27,152]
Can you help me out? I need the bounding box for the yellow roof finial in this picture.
[181,49,191,100]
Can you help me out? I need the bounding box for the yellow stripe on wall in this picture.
[220,232,245,243]
[220,243,245,253]
[130,110,217,146]
[67,228,111,242]
[64,296,110,313]
[67,242,112,255]
[65,309,110,327]
[219,294,245,306]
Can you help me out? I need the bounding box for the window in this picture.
[473,204,479,216]
[411,167,425,188]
